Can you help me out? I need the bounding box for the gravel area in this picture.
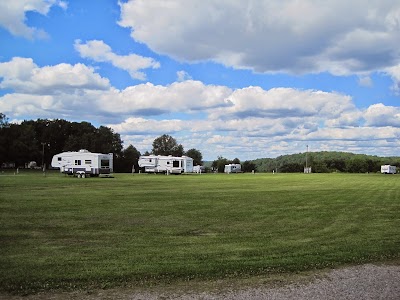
[1,263,399,300]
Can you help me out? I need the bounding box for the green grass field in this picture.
[0,171,399,294]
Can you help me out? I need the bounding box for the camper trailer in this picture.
[138,155,193,174]
[224,164,241,174]
[381,165,396,174]
[51,149,113,176]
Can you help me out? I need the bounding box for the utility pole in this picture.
[41,142,46,169]
[304,145,310,174]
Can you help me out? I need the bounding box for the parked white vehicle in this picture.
[51,149,113,176]
[381,165,396,174]
[224,164,241,173]
[138,155,193,174]
[193,165,205,173]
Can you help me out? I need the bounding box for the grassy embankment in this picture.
[0,171,399,294]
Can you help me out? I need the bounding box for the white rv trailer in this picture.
[138,155,193,174]
[381,165,396,174]
[224,163,241,174]
[51,149,113,176]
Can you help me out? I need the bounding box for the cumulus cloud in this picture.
[177,70,192,82]
[364,103,400,127]
[0,57,110,94]
[109,117,184,135]
[0,0,67,39]
[118,0,400,75]
[74,40,160,80]
[210,87,355,121]
[385,64,400,94]
[97,80,233,115]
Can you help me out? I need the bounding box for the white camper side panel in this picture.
[224,164,241,173]
[138,156,159,173]
[381,165,396,174]
[51,150,113,175]
[138,155,193,174]
[157,157,182,174]
[183,157,194,173]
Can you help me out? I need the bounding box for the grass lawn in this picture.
[0,171,399,294]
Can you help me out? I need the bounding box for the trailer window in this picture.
[101,159,110,168]
[85,160,92,164]
[173,160,180,168]
[58,157,62,161]
[74,160,81,165]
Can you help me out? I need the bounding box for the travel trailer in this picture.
[224,164,241,173]
[51,149,113,176]
[381,165,396,174]
[138,155,193,174]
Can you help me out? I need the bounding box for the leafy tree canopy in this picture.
[185,148,203,166]
[152,134,184,156]
[0,116,124,170]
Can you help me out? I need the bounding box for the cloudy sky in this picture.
[1,0,400,161]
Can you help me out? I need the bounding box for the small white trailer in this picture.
[193,165,205,173]
[138,155,193,174]
[51,149,113,177]
[224,164,241,174]
[381,165,396,174]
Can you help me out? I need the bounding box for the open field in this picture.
[0,171,399,295]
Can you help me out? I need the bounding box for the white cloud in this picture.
[118,0,400,75]
[74,40,160,80]
[358,76,373,87]
[0,0,67,39]
[210,87,355,120]
[385,64,400,94]
[364,103,400,127]
[304,126,400,142]
[97,80,233,115]
[109,117,184,135]
[0,57,110,94]
[177,70,192,82]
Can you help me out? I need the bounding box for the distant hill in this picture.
[252,151,400,173]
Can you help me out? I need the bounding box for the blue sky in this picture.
[1,0,400,161]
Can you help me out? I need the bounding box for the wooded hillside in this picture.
[253,151,400,173]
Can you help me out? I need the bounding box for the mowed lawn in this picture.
[0,171,399,293]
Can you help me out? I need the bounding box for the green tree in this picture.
[231,157,241,164]
[242,160,256,172]
[185,148,203,166]
[152,134,184,156]
[212,156,229,173]
[114,144,141,173]
[346,157,368,173]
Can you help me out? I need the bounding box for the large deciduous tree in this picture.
[114,144,141,173]
[185,148,203,166]
[152,134,184,156]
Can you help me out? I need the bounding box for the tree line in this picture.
[252,151,400,173]
[210,156,256,173]
[0,114,202,173]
